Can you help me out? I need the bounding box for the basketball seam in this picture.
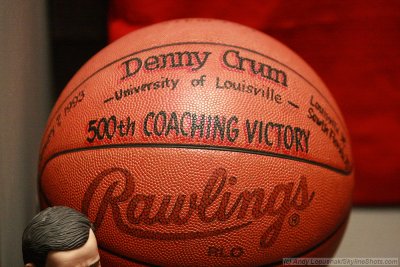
[41,41,347,152]
[39,143,352,180]
[99,246,160,267]
[39,188,349,266]
[95,215,349,267]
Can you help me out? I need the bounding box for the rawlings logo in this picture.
[82,167,314,248]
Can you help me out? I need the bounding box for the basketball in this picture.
[39,18,354,266]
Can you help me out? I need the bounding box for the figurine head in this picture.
[22,206,100,267]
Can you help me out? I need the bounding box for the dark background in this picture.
[48,0,108,98]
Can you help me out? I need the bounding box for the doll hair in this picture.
[22,206,93,267]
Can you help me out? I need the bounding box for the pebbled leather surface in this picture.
[39,19,354,266]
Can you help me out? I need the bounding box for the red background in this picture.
[107,0,400,205]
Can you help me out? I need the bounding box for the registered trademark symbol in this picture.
[288,213,300,227]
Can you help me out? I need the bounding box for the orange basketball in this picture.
[39,18,354,266]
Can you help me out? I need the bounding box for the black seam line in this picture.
[41,41,347,146]
[97,222,252,266]
[39,183,51,208]
[39,143,352,178]
[267,214,349,266]
[99,213,349,267]
[99,246,160,267]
